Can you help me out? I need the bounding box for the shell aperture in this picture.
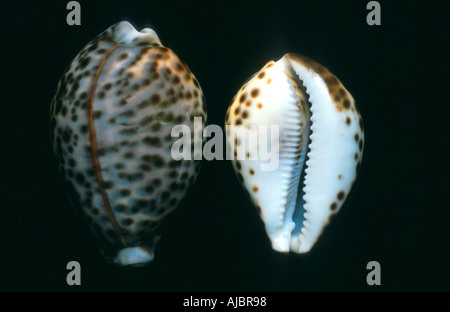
[50,21,206,266]
[225,53,364,254]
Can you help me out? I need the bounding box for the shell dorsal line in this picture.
[88,43,127,247]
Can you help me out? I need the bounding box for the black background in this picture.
[1,0,448,292]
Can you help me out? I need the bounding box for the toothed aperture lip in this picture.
[225,53,364,254]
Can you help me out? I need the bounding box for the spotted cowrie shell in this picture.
[225,53,363,254]
[50,21,206,266]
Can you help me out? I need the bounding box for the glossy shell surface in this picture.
[225,53,363,253]
[50,21,206,265]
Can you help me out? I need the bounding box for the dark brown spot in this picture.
[257,103,263,109]
[119,53,129,60]
[346,116,351,126]
[338,174,342,180]
[326,76,339,85]
[139,164,151,171]
[97,91,105,99]
[161,191,170,201]
[354,133,359,142]
[239,93,247,104]
[172,76,180,84]
[104,82,112,90]
[169,182,178,192]
[174,62,184,72]
[359,139,363,151]
[249,169,255,175]
[79,57,90,69]
[330,202,338,211]
[93,110,102,119]
[252,186,259,193]
[120,189,131,197]
[250,88,259,98]
[180,172,189,181]
[258,72,265,79]
[150,94,160,104]
[102,181,113,189]
[234,106,241,115]
[115,163,125,170]
[75,173,85,184]
[354,152,358,160]
[123,151,134,159]
[122,218,134,226]
[152,178,162,187]
[343,99,350,109]
[143,136,161,147]
[359,117,364,132]
[115,204,126,213]
[242,111,249,119]
[61,129,71,143]
[145,185,154,194]
[236,161,241,170]
[151,123,161,132]
[337,191,345,200]
[193,78,200,88]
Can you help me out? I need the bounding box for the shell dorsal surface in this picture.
[225,53,363,254]
[50,21,206,266]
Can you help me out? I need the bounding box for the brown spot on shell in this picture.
[343,99,350,109]
[330,202,338,211]
[250,88,259,98]
[239,93,247,104]
[252,186,259,193]
[122,218,134,226]
[120,189,131,197]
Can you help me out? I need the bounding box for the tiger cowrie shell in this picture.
[225,53,363,254]
[50,21,206,266]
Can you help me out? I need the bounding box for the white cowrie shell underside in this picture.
[225,53,364,254]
